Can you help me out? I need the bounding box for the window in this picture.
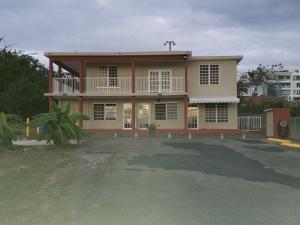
[297,83,300,88]
[205,103,228,123]
[200,65,219,85]
[293,90,300,95]
[99,65,117,86]
[94,103,117,120]
[199,65,209,84]
[294,76,300,81]
[155,103,178,120]
[94,104,104,120]
[210,65,219,84]
[216,103,228,122]
[155,104,166,120]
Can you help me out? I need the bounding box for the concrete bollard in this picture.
[114,132,118,138]
[168,132,172,139]
[134,132,138,138]
[220,133,224,140]
[188,132,192,140]
[242,133,246,140]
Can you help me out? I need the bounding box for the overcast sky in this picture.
[1,0,299,71]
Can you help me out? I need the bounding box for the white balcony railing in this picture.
[52,76,184,95]
[53,78,80,94]
[136,77,185,93]
[84,77,131,94]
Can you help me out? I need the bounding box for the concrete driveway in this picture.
[3,135,300,225]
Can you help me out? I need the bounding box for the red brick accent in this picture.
[270,108,291,138]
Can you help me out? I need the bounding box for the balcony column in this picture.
[48,59,53,112]
[58,65,62,92]
[184,95,188,130]
[184,61,188,93]
[131,61,136,130]
[131,61,136,93]
[79,59,84,128]
[79,60,84,93]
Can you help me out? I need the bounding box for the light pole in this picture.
[163,41,176,51]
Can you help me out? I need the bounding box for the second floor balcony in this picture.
[51,76,185,96]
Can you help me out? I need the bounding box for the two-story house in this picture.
[44,51,242,135]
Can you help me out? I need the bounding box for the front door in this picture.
[123,103,132,129]
[148,70,171,93]
[188,106,199,129]
[137,103,150,128]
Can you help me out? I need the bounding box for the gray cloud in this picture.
[1,0,300,71]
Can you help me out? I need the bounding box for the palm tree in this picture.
[0,112,22,146]
[32,102,89,146]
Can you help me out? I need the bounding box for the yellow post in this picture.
[25,118,30,137]
[36,127,40,135]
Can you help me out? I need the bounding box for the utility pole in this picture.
[163,41,176,51]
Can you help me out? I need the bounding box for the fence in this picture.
[238,116,262,131]
[290,117,300,139]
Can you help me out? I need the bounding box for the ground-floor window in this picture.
[155,103,178,120]
[205,103,228,122]
[94,103,117,120]
[188,106,198,128]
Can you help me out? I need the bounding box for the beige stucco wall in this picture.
[197,103,238,129]
[58,99,237,130]
[135,62,185,77]
[85,61,185,78]
[85,62,131,78]
[135,99,185,129]
[82,99,125,129]
[59,99,79,113]
[188,60,237,97]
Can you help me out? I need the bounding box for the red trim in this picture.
[184,95,188,130]
[184,62,188,92]
[48,96,53,112]
[58,65,62,92]
[79,60,84,93]
[48,59,53,93]
[79,97,83,128]
[132,96,136,130]
[58,65,62,78]
[48,55,187,62]
[131,61,136,93]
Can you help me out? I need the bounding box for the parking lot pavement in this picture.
[3,136,300,225]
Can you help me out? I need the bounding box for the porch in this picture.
[51,76,185,96]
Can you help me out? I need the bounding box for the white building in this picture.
[274,68,300,101]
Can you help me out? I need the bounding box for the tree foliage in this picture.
[0,38,48,117]
[32,102,89,146]
[0,112,22,146]
[247,64,282,96]
[237,72,250,97]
